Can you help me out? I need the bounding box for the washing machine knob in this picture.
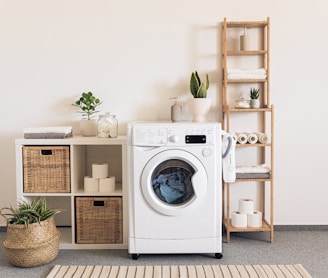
[169,135,179,143]
[202,148,212,157]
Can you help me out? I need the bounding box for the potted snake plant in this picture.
[249,87,260,108]
[187,71,211,122]
[0,198,61,267]
[72,91,103,136]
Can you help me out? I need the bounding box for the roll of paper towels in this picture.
[236,133,247,144]
[239,199,254,215]
[84,176,99,192]
[92,163,108,178]
[247,133,258,144]
[255,132,268,144]
[231,211,247,228]
[99,176,116,192]
[247,211,263,227]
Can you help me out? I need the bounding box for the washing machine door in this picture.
[141,149,207,216]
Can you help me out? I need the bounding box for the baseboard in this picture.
[274,225,328,231]
[1,225,327,233]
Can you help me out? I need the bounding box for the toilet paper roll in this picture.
[84,176,99,192]
[236,132,247,144]
[92,163,108,178]
[239,198,254,215]
[247,211,263,228]
[231,211,248,228]
[247,133,258,144]
[255,132,268,144]
[99,176,116,192]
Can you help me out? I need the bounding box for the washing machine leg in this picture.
[131,254,140,260]
[215,253,223,259]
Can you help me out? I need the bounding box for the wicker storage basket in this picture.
[75,197,123,244]
[23,146,70,193]
[2,217,61,267]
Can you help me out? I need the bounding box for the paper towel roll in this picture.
[255,132,268,144]
[231,211,247,228]
[236,132,247,144]
[84,176,99,192]
[99,176,116,192]
[239,199,254,215]
[247,133,258,144]
[92,163,108,178]
[247,211,263,227]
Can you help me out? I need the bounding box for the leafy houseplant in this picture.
[190,71,209,98]
[1,199,61,267]
[188,71,211,122]
[72,91,102,136]
[72,91,102,120]
[249,87,260,99]
[1,198,61,228]
[249,87,260,108]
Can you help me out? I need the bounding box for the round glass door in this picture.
[141,150,207,216]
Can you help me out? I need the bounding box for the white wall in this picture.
[1,0,327,226]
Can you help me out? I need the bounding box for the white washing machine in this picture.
[127,122,223,260]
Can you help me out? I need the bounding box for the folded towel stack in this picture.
[236,164,271,179]
[23,126,73,139]
[227,68,267,80]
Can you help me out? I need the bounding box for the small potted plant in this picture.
[188,71,211,122]
[249,87,260,108]
[0,198,61,267]
[72,91,102,136]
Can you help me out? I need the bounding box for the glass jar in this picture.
[109,114,118,138]
[97,112,111,138]
[97,113,118,138]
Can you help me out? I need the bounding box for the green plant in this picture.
[72,91,102,120]
[190,71,209,98]
[249,87,260,99]
[0,199,61,228]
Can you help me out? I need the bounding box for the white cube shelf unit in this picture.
[15,136,128,249]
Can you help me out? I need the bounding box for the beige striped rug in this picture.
[47,264,312,278]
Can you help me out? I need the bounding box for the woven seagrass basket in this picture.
[2,216,61,267]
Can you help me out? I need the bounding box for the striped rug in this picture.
[47,264,312,278]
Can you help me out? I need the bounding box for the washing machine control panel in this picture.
[133,128,167,146]
[132,123,218,146]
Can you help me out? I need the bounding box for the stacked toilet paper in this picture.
[84,163,116,193]
[231,199,262,228]
[234,132,268,144]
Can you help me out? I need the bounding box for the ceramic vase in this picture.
[187,98,211,122]
[250,99,260,108]
[80,119,97,136]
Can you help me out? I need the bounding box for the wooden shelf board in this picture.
[226,21,268,28]
[236,143,271,147]
[223,106,272,112]
[225,79,267,83]
[235,178,271,182]
[227,50,267,56]
[224,219,272,232]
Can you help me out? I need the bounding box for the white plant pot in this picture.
[187,98,212,122]
[250,99,260,108]
[80,119,97,136]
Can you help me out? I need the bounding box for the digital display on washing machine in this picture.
[185,135,206,144]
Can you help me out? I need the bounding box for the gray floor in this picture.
[0,228,327,278]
